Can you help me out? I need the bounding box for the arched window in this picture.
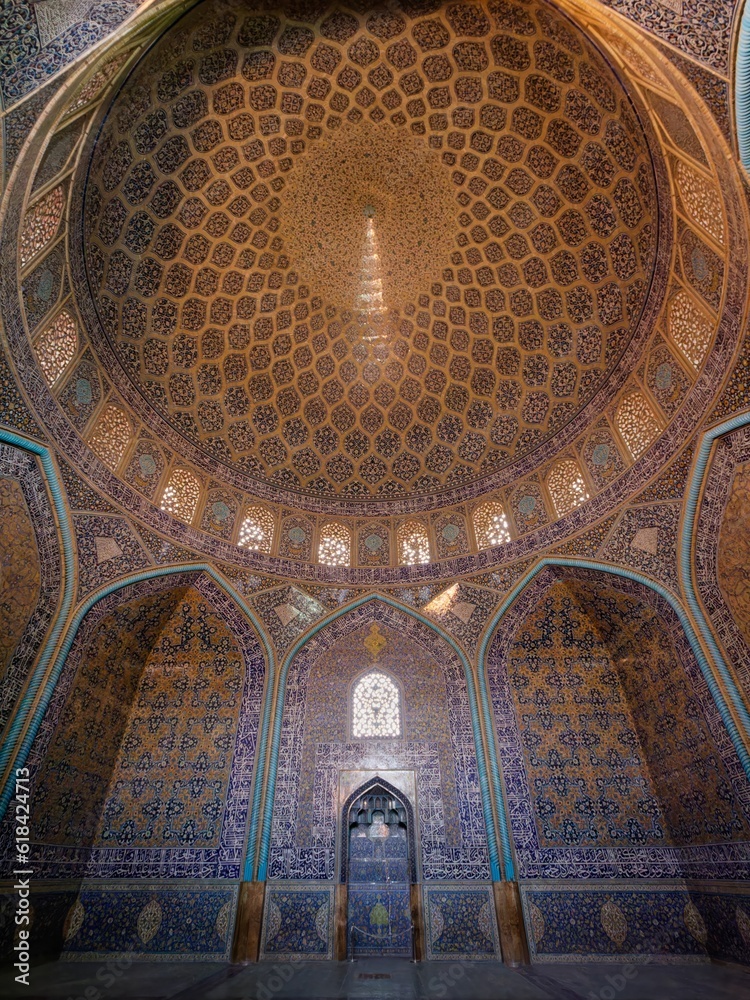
[351,671,402,738]
[35,309,77,383]
[667,290,712,368]
[318,522,351,566]
[473,500,511,548]
[238,505,274,553]
[674,161,724,245]
[160,468,201,523]
[20,186,65,266]
[88,404,131,469]
[615,391,661,459]
[397,520,430,565]
[546,459,590,517]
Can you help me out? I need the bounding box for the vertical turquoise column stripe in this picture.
[477,554,750,795]
[253,594,509,882]
[0,431,75,814]
[243,651,276,881]
[735,0,750,171]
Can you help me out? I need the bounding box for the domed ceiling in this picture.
[79,0,661,509]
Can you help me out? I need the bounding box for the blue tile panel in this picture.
[521,882,750,964]
[260,883,333,961]
[348,886,412,957]
[60,881,237,961]
[423,885,500,961]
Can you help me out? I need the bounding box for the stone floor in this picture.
[2,957,749,1000]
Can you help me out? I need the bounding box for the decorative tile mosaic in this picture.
[58,456,116,511]
[422,582,498,656]
[121,433,168,501]
[348,886,412,957]
[631,443,693,503]
[21,240,66,331]
[717,459,750,647]
[0,340,46,437]
[687,884,750,964]
[249,584,324,652]
[0,1,144,107]
[432,510,470,562]
[135,525,203,566]
[60,881,236,961]
[72,0,667,514]
[4,572,266,881]
[0,475,41,676]
[521,881,707,961]
[600,503,680,589]
[261,883,333,960]
[0,444,61,733]
[31,115,87,194]
[466,558,535,597]
[73,513,152,597]
[357,522,391,568]
[218,566,283,599]
[550,513,619,557]
[2,76,65,177]
[0,0,745,591]
[595,0,735,74]
[486,568,750,882]
[269,601,490,883]
[423,885,500,961]
[711,332,750,421]
[695,427,750,703]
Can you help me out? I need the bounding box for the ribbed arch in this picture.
[250,593,510,883]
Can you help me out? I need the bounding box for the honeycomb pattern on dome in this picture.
[83,0,658,501]
[280,123,458,312]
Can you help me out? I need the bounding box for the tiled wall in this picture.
[61,882,237,961]
[0,573,266,959]
[487,569,750,961]
[265,600,498,959]
[521,882,750,964]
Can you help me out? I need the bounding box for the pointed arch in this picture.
[251,592,509,884]
[340,775,418,885]
[0,538,276,839]
[477,558,750,885]
[476,554,750,807]
[20,569,272,880]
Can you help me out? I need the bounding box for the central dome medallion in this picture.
[80,0,661,507]
[281,122,458,318]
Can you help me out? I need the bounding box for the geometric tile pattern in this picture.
[487,568,750,881]
[423,884,500,960]
[269,601,491,882]
[73,513,152,597]
[81,0,658,502]
[4,572,266,881]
